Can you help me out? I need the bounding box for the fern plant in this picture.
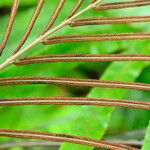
[0,0,150,149]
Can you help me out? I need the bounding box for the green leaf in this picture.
[142,121,150,150]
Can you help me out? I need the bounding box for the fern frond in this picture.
[0,0,102,70]
[0,0,150,149]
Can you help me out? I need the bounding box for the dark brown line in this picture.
[0,0,19,56]
[94,0,150,11]
[67,0,84,19]
[0,129,137,150]
[11,0,45,55]
[69,16,150,26]
[42,33,150,44]
[1,76,150,91]
[39,0,66,36]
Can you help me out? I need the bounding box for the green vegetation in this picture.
[0,0,150,149]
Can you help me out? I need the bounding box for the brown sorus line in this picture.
[11,0,45,55]
[69,16,150,26]
[1,76,150,91]
[0,0,19,56]
[0,129,138,150]
[42,33,150,44]
[39,0,66,36]
[0,97,150,110]
[14,54,150,66]
[94,0,150,10]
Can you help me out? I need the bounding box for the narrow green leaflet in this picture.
[142,121,150,150]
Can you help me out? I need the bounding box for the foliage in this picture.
[143,121,150,150]
[0,0,150,150]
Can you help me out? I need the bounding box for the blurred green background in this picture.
[0,0,150,150]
